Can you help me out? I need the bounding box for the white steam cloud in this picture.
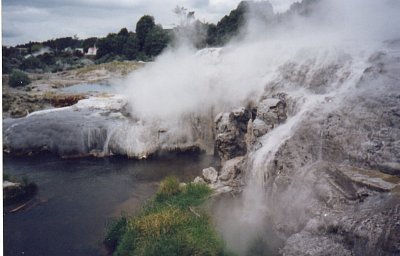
[118,0,400,253]
[121,0,400,121]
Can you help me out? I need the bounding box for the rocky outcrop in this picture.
[194,157,245,195]
[218,156,245,184]
[3,96,215,158]
[212,45,400,256]
[250,95,288,139]
[202,167,218,183]
[215,107,252,161]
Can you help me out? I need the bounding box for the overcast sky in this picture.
[2,0,296,46]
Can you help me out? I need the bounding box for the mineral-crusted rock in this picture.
[193,176,206,184]
[252,118,269,137]
[202,167,218,184]
[216,46,400,255]
[258,97,287,122]
[219,156,245,183]
[215,107,251,161]
[253,97,287,137]
[3,96,215,158]
[209,182,233,195]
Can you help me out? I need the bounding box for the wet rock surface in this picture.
[266,49,400,255]
[211,45,400,255]
[3,96,215,158]
[219,156,245,183]
[215,107,252,161]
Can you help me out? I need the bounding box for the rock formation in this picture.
[3,95,215,158]
[215,107,252,161]
[210,42,400,255]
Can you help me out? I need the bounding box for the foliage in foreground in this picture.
[105,176,233,256]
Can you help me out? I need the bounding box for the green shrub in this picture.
[9,70,31,87]
[106,177,233,256]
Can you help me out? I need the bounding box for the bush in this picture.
[105,177,233,256]
[9,70,31,87]
[20,56,44,71]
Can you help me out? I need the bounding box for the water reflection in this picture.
[4,153,218,256]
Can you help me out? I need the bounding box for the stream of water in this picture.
[3,153,217,256]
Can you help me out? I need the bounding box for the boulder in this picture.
[252,118,269,137]
[202,167,218,184]
[193,176,206,184]
[219,156,245,182]
[215,107,252,161]
[256,97,287,132]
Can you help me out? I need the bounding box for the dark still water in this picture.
[4,153,217,256]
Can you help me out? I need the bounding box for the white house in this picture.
[86,45,97,56]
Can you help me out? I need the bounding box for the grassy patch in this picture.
[105,176,233,256]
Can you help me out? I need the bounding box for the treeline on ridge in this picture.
[2,0,317,74]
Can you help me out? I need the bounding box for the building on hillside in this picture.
[86,45,97,56]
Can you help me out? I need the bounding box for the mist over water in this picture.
[117,0,400,254]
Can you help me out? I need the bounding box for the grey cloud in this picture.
[3,0,144,9]
[2,27,22,38]
[190,0,210,8]
[2,0,241,45]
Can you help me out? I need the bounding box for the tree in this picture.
[38,52,56,65]
[20,56,44,70]
[122,34,139,60]
[48,37,79,51]
[144,25,170,57]
[118,28,129,37]
[206,23,218,46]
[136,15,155,51]
[31,43,43,53]
[172,6,208,48]
[173,6,194,26]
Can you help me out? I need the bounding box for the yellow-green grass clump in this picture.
[105,176,234,256]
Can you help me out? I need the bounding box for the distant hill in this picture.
[2,0,318,74]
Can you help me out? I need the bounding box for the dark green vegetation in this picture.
[8,70,31,87]
[2,0,317,75]
[96,15,171,62]
[2,1,258,75]
[3,173,37,206]
[105,176,233,256]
